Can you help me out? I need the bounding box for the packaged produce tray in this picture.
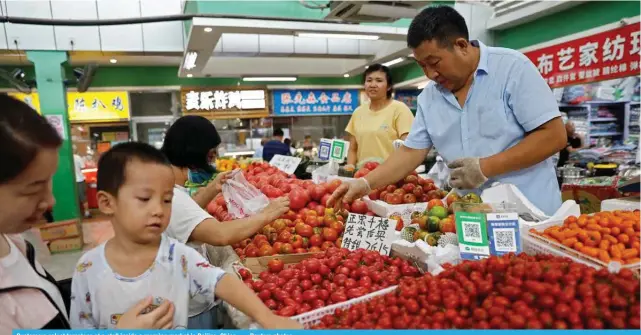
[522,219,640,273]
[249,285,398,329]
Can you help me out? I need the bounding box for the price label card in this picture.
[486,213,521,256]
[318,138,332,161]
[341,213,397,255]
[455,212,490,260]
[269,154,302,175]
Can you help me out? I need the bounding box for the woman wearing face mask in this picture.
[0,95,175,331]
[160,115,289,328]
[345,64,414,169]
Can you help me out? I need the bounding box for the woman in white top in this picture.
[0,94,175,331]
[160,116,289,328]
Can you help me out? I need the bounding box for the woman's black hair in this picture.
[161,115,221,173]
[364,63,394,99]
[0,94,62,184]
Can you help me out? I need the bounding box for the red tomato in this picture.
[289,189,310,210]
[351,199,369,214]
[267,259,284,273]
[322,227,338,242]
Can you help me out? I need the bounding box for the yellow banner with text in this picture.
[9,91,130,122]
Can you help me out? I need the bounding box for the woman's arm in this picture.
[191,171,231,209]
[189,197,289,246]
[347,135,358,166]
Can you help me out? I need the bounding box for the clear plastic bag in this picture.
[312,161,340,184]
[222,169,270,219]
[426,156,450,189]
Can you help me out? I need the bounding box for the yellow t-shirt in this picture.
[345,99,414,164]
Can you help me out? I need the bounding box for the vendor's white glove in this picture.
[447,157,488,190]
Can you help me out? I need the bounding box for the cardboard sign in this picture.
[330,139,350,162]
[318,138,332,161]
[455,212,490,260]
[486,213,521,256]
[341,213,397,255]
[269,154,302,175]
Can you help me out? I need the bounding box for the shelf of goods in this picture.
[628,102,639,145]
[205,160,640,329]
[560,101,633,147]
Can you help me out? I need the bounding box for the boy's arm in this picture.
[70,268,98,329]
[184,247,302,329]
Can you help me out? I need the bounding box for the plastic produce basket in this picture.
[522,219,640,273]
[250,285,398,329]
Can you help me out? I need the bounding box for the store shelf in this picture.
[591,117,618,122]
[591,132,622,137]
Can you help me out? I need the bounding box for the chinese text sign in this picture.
[272,89,359,116]
[524,22,640,88]
[269,155,302,175]
[182,89,266,112]
[342,213,397,255]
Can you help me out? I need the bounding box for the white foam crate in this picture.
[522,218,640,273]
[250,285,398,329]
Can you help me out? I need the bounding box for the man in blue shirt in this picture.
[262,128,292,162]
[329,6,566,215]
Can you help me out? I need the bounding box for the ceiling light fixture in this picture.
[295,32,379,40]
[382,57,405,67]
[109,58,117,64]
[242,76,297,82]
[186,74,193,78]
[204,27,213,33]
[343,74,350,78]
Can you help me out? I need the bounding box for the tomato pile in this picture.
[242,248,421,317]
[207,162,379,257]
[362,166,448,205]
[531,210,641,265]
[314,253,640,329]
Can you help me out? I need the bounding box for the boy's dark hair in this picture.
[0,94,62,184]
[364,64,394,99]
[273,128,284,137]
[97,142,170,195]
[161,115,221,173]
[407,6,469,49]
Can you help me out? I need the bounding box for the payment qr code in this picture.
[493,228,516,252]
[462,221,482,243]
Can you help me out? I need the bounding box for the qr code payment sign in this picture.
[462,221,482,243]
[493,228,516,252]
[320,146,329,157]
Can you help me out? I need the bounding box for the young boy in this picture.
[70,142,301,330]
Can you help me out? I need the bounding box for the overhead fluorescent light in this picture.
[183,51,198,70]
[382,57,405,67]
[296,32,379,40]
[343,74,350,78]
[186,74,193,78]
[109,58,117,64]
[242,77,297,82]
[204,27,213,33]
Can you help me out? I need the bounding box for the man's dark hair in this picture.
[364,64,394,99]
[97,142,170,195]
[407,6,469,49]
[273,128,284,137]
[0,94,62,184]
[161,115,221,173]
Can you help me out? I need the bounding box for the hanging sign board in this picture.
[272,89,359,116]
[181,88,269,118]
[524,22,640,88]
[9,91,130,122]
[341,213,397,255]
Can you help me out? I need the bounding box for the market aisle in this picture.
[23,217,115,280]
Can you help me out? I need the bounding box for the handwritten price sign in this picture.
[341,213,397,255]
[269,154,302,175]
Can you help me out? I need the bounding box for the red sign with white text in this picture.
[524,23,640,88]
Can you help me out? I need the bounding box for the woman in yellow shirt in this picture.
[345,63,414,168]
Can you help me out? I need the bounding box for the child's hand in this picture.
[260,197,290,222]
[116,296,175,329]
[260,315,304,329]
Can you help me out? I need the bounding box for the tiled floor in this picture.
[24,216,115,280]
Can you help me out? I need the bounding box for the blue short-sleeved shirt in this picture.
[404,41,562,216]
[262,140,291,162]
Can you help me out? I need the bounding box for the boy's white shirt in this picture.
[69,234,226,329]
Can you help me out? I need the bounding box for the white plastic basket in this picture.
[249,285,398,329]
[522,219,640,273]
